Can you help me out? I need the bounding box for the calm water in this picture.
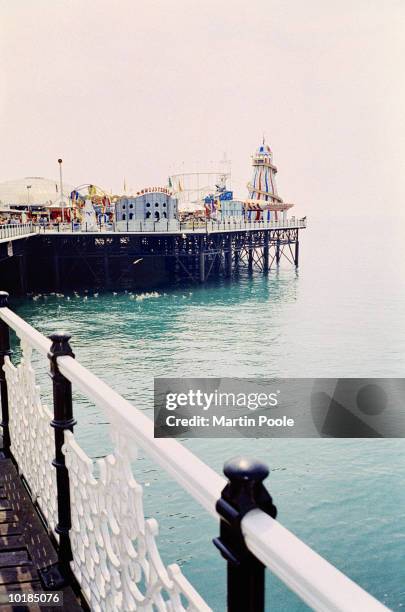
[11,215,405,610]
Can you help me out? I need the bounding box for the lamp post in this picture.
[58,158,64,223]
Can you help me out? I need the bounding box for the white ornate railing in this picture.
[0,222,37,241]
[33,217,306,235]
[0,302,388,612]
[4,340,58,533]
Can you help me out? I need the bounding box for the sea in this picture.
[10,214,405,610]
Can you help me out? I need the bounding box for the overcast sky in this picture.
[1,0,404,217]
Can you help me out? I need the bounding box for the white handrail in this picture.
[33,218,307,235]
[0,307,52,355]
[242,511,387,612]
[0,305,388,611]
[0,222,37,240]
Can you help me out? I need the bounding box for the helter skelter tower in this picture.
[246,139,294,221]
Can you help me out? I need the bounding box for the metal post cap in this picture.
[49,331,71,342]
[0,291,9,307]
[48,332,74,358]
[223,457,269,482]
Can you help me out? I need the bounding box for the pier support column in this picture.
[263,232,269,273]
[276,238,281,266]
[199,235,206,283]
[199,252,205,283]
[18,255,27,294]
[295,231,300,267]
[53,254,60,292]
[214,457,277,612]
[104,253,111,289]
[174,254,180,282]
[234,249,240,270]
[248,236,253,272]
[225,235,232,278]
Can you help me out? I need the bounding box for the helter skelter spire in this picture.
[247,139,283,205]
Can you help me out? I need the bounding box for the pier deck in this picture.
[0,455,82,611]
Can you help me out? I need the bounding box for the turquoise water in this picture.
[10,215,405,610]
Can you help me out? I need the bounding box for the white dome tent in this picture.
[0,176,74,209]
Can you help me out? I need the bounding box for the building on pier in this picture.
[0,176,75,223]
[115,187,179,230]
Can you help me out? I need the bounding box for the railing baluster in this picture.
[214,457,277,612]
[43,332,76,587]
[0,292,11,456]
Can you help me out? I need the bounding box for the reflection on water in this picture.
[10,216,405,611]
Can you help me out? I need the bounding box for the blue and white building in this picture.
[115,188,179,231]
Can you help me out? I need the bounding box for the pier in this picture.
[0,292,388,611]
[0,219,306,294]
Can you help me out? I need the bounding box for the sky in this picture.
[1,0,404,217]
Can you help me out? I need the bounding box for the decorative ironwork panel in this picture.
[4,342,58,533]
[64,429,211,612]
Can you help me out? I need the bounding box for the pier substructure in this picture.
[225,235,233,278]
[18,255,27,294]
[199,252,205,283]
[263,232,269,273]
[0,227,301,293]
[53,254,61,291]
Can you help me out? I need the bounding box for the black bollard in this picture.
[43,332,76,587]
[214,457,277,612]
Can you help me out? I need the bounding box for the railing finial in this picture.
[0,291,9,307]
[214,456,277,612]
[48,332,75,360]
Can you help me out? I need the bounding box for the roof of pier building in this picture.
[0,177,75,207]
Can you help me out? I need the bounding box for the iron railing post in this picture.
[214,457,277,612]
[0,291,11,456]
[47,332,76,578]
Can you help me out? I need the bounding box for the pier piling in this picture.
[225,235,233,277]
[199,251,205,283]
[248,235,254,272]
[263,232,269,273]
[53,254,61,291]
[276,239,281,265]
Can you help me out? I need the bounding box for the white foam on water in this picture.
[135,291,161,302]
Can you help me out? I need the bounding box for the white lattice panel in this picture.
[4,342,58,533]
[63,429,211,612]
